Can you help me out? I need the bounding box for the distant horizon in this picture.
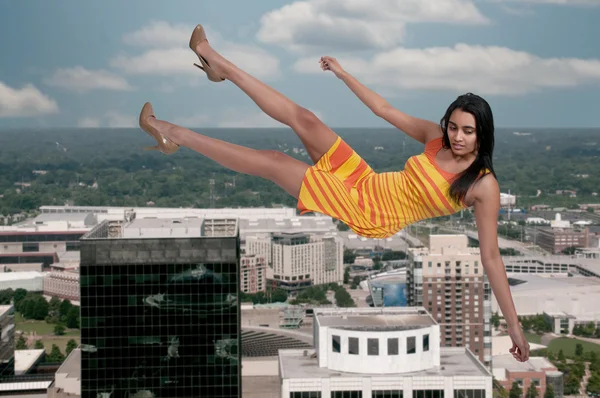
[2,126,600,131]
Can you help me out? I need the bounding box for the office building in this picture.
[407,235,492,366]
[80,217,241,398]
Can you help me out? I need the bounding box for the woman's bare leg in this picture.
[145,115,308,198]
[193,39,338,164]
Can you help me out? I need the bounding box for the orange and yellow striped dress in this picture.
[296,135,468,239]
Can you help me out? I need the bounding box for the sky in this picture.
[0,0,599,129]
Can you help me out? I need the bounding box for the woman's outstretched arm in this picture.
[320,56,440,145]
[472,174,530,362]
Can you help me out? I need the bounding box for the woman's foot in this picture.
[189,24,226,82]
[139,102,179,155]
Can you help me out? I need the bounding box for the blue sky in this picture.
[1,0,599,129]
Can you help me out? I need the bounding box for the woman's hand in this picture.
[508,324,530,362]
[320,56,346,79]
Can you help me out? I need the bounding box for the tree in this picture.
[54,324,65,336]
[526,384,539,398]
[16,335,27,350]
[34,340,44,350]
[343,249,356,265]
[558,349,565,361]
[48,296,61,313]
[46,344,65,363]
[491,312,501,329]
[509,382,523,398]
[66,339,78,356]
[343,267,350,284]
[19,295,49,320]
[13,288,27,306]
[270,289,288,303]
[66,306,80,329]
[59,299,73,319]
[543,385,554,398]
[575,343,584,357]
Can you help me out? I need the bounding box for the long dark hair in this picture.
[439,93,497,205]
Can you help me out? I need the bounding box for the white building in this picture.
[278,307,492,398]
[0,272,45,291]
[246,236,272,265]
[270,233,344,290]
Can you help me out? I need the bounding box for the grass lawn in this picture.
[547,337,600,356]
[524,332,542,344]
[15,312,81,354]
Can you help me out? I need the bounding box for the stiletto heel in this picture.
[189,24,225,82]
[138,102,179,155]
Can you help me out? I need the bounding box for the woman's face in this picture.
[447,109,478,156]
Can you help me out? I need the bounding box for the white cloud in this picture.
[257,0,489,52]
[111,22,281,80]
[0,81,59,118]
[293,44,600,95]
[105,111,137,128]
[77,117,101,128]
[44,66,132,92]
[122,20,190,48]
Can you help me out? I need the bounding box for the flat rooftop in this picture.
[56,348,81,379]
[316,308,435,331]
[0,305,13,318]
[14,349,45,375]
[280,347,490,379]
[508,274,600,292]
[492,355,558,379]
[83,218,239,239]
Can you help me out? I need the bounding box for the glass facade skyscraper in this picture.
[80,218,241,398]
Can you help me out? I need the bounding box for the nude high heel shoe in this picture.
[189,24,225,82]
[138,102,179,155]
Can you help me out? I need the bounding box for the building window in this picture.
[407,336,416,354]
[291,393,322,398]
[413,390,443,398]
[423,334,429,352]
[368,338,379,356]
[22,242,39,252]
[349,337,359,355]
[332,335,341,353]
[454,390,485,398]
[373,391,403,398]
[332,392,363,398]
[66,241,80,251]
[388,338,399,355]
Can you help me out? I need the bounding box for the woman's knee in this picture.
[294,107,322,131]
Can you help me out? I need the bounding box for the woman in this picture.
[139,24,529,362]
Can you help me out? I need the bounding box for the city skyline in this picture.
[0,0,599,129]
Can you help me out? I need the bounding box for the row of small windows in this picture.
[289,390,485,398]
[332,334,429,356]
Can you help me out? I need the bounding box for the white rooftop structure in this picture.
[493,274,600,318]
[2,212,96,233]
[550,213,570,228]
[492,354,562,381]
[84,218,240,239]
[14,349,45,375]
[40,205,300,221]
[278,307,492,398]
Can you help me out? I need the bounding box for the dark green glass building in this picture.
[80,218,241,398]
